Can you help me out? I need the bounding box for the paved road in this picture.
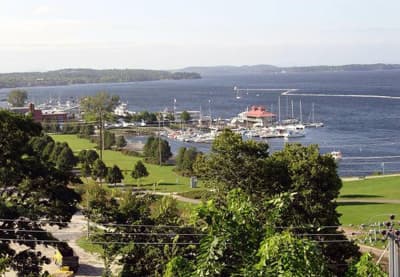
[142,190,201,204]
[46,212,104,277]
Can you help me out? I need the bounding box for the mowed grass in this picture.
[341,175,400,199]
[52,134,203,192]
[337,202,400,226]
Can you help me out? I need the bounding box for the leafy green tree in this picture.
[81,162,92,184]
[175,147,201,176]
[92,159,107,184]
[152,196,180,225]
[193,129,270,194]
[345,253,386,277]
[131,160,149,185]
[0,110,80,275]
[247,232,329,276]
[180,110,191,124]
[41,141,55,160]
[56,146,77,171]
[103,130,116,149]
[165,112,175,122]
[163,256,194,277]
[84,183,118,223]
[86,149,99,165]
[116,135,127,149]
[193,131,359,275]
[192,189,262,276]
[79,124,95,138]
[7,89,27,107]
[80,92,119,159]
[175,147,186,171]
[143,136,172,164]
[106,165,124,186]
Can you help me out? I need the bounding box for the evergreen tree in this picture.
[131,160,149,185]
[81,162,92,184]
[92,159,107,184]
[116,135,127,149]
[56,146,77,171]
[106,165,124,186]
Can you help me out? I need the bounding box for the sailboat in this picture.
[234,86,241,99]
[304,103,324,128]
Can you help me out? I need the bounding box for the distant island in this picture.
[0,68,201,89]
[180,63,400,76]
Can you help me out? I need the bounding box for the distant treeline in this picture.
[181,63,400,75]
[0,68,201,89]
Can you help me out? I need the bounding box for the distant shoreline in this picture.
[0,68,201,90]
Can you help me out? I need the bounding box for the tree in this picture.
[193,129,270,195]
[79,124,94,138]
[81,162,92,184]
[143,136,172,165]
[80,92,120,159]
[345,253,386,277]
[247,232,329,276]
[7,89,27,107]
[180,110,191,124]
[92,159,107,184]
[193,130,359,275]
[78,149,99,167]
[103,131,116,149]
[106,165,124,186]
[0,110,80,275]
[175,147,201,176]
[116,135,127,149]
[56,146,77,171]
[131,160,149,185]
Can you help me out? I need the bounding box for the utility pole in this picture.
[86,189,90,239]
[158,112,162,166]
[381,215,400,276]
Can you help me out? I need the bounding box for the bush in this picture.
[121,148,142,157]
[178,190,213,200]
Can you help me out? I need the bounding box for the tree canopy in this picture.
[143,136,172,165]
[7,89,27,107]
[0,110,80,275]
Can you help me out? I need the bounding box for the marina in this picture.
[2,70,400,176]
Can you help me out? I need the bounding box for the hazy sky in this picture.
[1,0,400,72]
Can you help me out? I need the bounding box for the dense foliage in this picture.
[0,68,201,89]
[175,147,202,176]
[193,129,359,275]
[7,89,27,107]
[143,136,172,164]
[0,111,80,275]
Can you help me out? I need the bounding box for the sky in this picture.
[1,0,400,72]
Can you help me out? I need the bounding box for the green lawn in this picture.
[52,134,203,192]
[341,175,400,199]
[337,202,400,226]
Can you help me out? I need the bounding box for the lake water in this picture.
[2,70,400,176]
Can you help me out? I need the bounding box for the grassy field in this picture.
[338,176,400,226]
[52,134,400,226]
[337,202,400,225]
[52,134,204,192]
[340,175,400,199]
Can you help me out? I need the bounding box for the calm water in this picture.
[2,70,400,176]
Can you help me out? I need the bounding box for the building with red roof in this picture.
[240,105,276,127]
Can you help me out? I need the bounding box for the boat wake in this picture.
[282,90,400,100]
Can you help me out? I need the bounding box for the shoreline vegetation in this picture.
[0,68,201,89]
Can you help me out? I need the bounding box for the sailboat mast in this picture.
[312,103,315,123]
[299,100,303,123]
[278,97,281,123]
[291,100,294,118]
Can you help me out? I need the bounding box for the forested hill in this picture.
[181,63,400,75]
[0,68,201,89]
